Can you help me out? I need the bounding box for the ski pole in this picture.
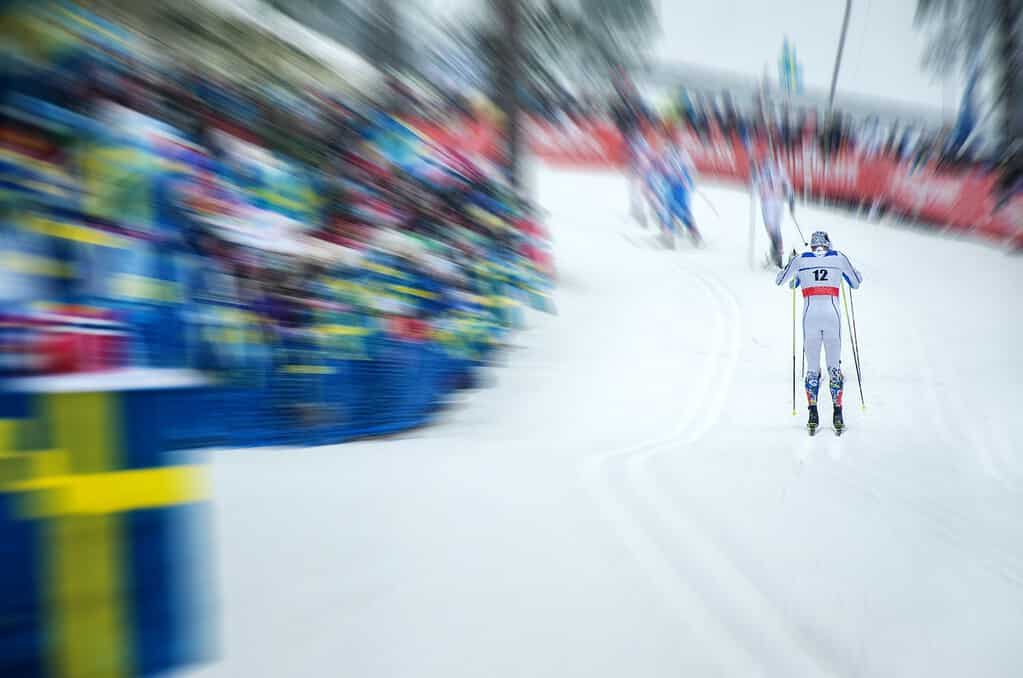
[841,280,866,410]
[789,206,808,245]
[847,283,866,410]
[792,281,798,416]
[693,188,719,217]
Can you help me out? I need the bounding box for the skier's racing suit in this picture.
[776,250,863,406]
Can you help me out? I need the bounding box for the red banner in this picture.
[517,118,1022,246]
[525,118,624,166]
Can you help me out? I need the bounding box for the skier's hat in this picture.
[810,231,831,250]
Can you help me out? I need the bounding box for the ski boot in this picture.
[829,367,845,435]
[807,405,820,436]
[660,217,677,249]
[686,223,703,248]
[805,371,820,436]
[661,228,676,249]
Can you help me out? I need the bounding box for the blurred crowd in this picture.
[0,1,554,381]
[1,7,559,673]
[669,90,1021,209]
[525,80,1021,206]
[673,95,984,169]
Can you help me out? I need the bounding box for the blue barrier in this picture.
[193,332,477,449]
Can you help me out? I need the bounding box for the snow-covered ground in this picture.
[185,165,1023,677]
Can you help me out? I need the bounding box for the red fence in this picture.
[417,116,1022,248]
[536,118,1023,247]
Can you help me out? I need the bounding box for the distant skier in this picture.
[752,153,795,268]
[630,133,657,227]
[653,128,700,247]
[610,70,649,223]
[776,231,862,434]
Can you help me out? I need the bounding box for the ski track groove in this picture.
[625,267,840,676]
[815,454,1023,589]
[188,168,1023,678]
[594,208,1022,672]
[792,287,1023,590]
[580,249,836,675]
[575,172,1022,672]
[579,269,758,674]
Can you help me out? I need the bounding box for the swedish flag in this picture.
[1,386,213,677]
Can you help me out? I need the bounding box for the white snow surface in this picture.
[185,166,1023,678]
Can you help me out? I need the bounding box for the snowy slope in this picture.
[185,165,1023,678]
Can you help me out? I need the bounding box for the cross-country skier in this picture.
[611,70,649,224]
[630,133,657,227]
[752,153,795,268]
[653,130,700,247]
[775,231,863,434]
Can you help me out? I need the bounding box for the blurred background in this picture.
[0,1,1019,676]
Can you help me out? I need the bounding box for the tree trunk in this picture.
[996,0,1023,193]
[494,0,522,187]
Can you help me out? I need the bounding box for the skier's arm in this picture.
[775,254,799,287]
[837,252,863,289]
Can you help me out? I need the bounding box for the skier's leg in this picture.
[804,326,823,432]
[640,179,655,226]
[822,301,843,402]
[657,200,675,248]
[771,230,784,267]
[767,216,784,268]
[658,196,675,236]
[683,210,701,246]
[625,137,644,222]
[672,187,700,245]
[660,187,675,233]
[803,320,823,407]
[822,301,846,428]
[638,181,650,227]
[627,157,641,217]
[630,174,646,223]
[663,220,677,248]
[761,200,784,267]
[826,360,844,407]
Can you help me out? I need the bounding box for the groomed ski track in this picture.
[187,165,1023,678]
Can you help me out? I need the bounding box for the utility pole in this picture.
[995,0,1023,198]
[828,0,853,112]
[493,0,522,187]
